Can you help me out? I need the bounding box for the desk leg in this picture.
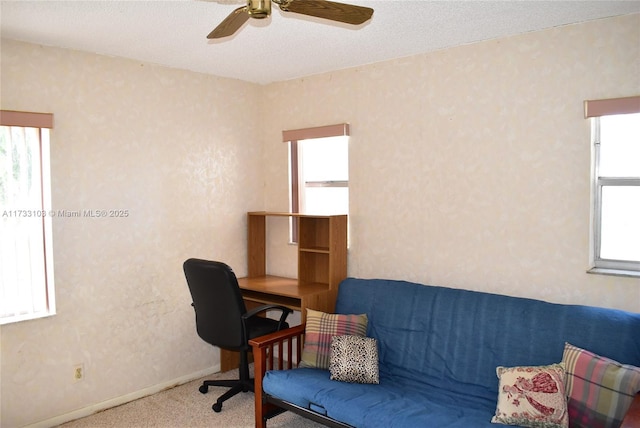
[220,349,241,372]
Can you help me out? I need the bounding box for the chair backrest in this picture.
[183,259,248,350]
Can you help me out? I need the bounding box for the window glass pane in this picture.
[599,113,640,177]
[304,187,349,215]
[600,186,640,262]
[0,125,50,322]
[300,136,348,182]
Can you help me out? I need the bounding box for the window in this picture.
[284,124,349,242]
[585,96,640,276]
[1,110,55,324]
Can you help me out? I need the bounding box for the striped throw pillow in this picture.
[299,309,368,369]
[562,342,640,428]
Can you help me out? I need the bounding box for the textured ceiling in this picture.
[1,0,639,84]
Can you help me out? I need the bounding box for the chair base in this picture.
[200,377,254,412]
[198,348,253,412]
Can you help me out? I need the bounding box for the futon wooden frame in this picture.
[249,324,352,428]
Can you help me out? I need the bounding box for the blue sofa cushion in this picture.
[335,278,640,402]
[263,367,498,427]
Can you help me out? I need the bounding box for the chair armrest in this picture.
[243,304,293,319]
[242,304,293,330]
[621,393,640,428]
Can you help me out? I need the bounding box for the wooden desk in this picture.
[219,275,338,371]
[239,275,337,317]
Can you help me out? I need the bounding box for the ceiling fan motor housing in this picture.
[247,0,271,18]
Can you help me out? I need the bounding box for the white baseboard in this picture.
[26,365,220,428]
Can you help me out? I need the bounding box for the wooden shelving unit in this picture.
[241,211,348,319]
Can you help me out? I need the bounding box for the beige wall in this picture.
[1,12,639,427]
[1,40,263,427]
[261,13,640,310]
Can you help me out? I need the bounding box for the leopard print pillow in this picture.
[329,335,379,384]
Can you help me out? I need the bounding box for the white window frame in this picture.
[1,110,56,324]
[585,96,640,277]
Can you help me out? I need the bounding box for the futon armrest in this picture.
[621,393,640,428]
[250,324,306,428]
[249,324,305,349]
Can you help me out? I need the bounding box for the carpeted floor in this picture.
[57,367,324,428]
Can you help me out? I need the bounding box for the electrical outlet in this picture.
[73,364,84,382]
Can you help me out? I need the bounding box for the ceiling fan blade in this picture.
[279,0,373,25]
[207,6,250,39]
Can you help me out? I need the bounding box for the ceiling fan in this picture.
[207,0,374,39]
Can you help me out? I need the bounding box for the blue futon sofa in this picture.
[250,278,640,427]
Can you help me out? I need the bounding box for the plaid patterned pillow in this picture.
[563,342,640,428]
[299,309,368,369]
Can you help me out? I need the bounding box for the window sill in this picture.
[0,310,56,326]
[587,267,640,279]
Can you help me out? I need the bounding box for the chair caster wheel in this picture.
[212,402,222,412]
[199,385,208,394]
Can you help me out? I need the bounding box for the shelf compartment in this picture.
[298,251,330,286]
[298,217,331,250]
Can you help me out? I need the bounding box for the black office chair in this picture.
[183,258,292,412]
